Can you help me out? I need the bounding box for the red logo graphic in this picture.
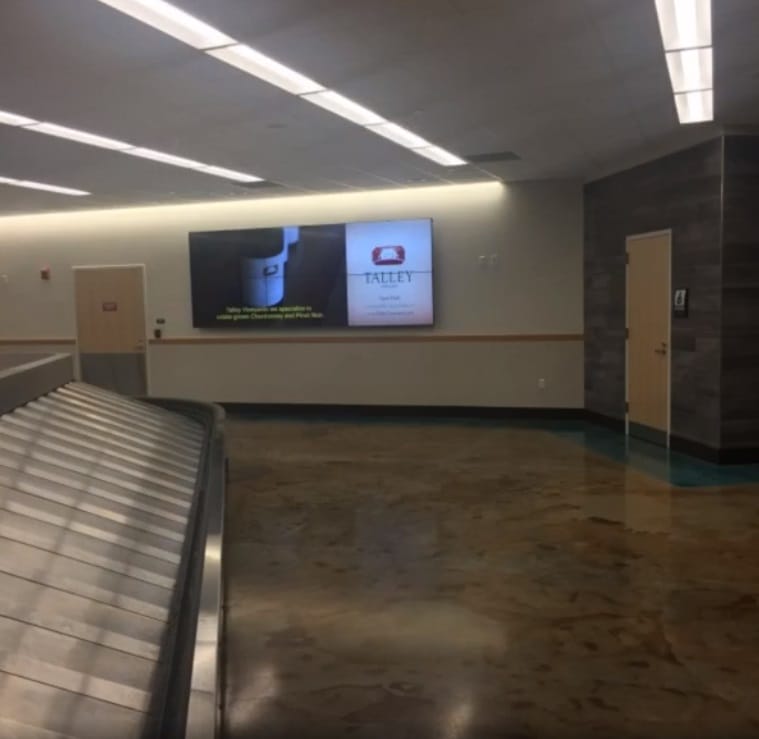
[372,245,405,266]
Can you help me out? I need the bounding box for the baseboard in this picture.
[717,447,759,464]
[584,409,626,433]
[669,434,759,465]
[669,435,721,463]
[221,402,585,422]
[629,421,668,447]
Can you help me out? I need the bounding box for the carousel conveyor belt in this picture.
[0,377,222,739]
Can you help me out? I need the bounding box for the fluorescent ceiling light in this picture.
[94,0,233,50]
[366,122,431,149]
[654,0,711,51]
[674,88,713,123]
[0,175,89,196]
[93,1,468,166]
[666,47,712,92]
[0,106,266,184]
[197,165,263,183]
[207,44,324,95]
[25,122,132,151]
[125,147,207,169]
[413,145,467,167]
[0,109,37,126]
[301,90,386,127]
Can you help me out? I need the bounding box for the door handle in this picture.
[654,342,668,356]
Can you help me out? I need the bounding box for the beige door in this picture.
[626,232,670,444]
[74,265,147,395]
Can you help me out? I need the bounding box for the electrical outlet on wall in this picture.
[538,378,546,390]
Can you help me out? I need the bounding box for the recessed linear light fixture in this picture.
[654,0,714,124]
[654,0,711,51]
[94,0,234,50]
[25,122,132,151]
[0,107,263,183]
[366,122,431,149]
[207,45,324,96]
[0,110,36,126]
[125,147,206,169]
[300,90,387,127]
[674,89,713,123]
[0,175,89,196]
[665,47,712,93]
[414,146,468,167]
[92,0,468,166]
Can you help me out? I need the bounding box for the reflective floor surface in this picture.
[223,418,759,738]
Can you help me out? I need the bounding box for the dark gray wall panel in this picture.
[584,139,723,447]
[722,135,759,449]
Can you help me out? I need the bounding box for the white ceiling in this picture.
[0,0,757,214]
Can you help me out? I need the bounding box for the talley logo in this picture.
[372,245,405,266]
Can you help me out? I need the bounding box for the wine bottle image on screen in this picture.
[240,226,299,307]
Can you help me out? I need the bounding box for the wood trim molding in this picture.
[1,333,584,347]
[149,333,584,346]
[0,338,76,346]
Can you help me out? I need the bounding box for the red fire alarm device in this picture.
[40,266,51,280]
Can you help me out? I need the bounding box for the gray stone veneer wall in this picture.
[584,139,723,449]
[722,135,759,451]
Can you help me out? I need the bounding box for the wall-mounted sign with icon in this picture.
[673,288,689,318]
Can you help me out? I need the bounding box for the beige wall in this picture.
[0,180,584,407]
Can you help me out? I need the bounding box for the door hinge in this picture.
[626,327,629,340]
[625,401,629,413]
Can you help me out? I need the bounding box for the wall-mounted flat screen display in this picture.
[189,218,433,329]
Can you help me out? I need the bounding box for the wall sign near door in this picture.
[102,301,118,312]
[673,288,688,318]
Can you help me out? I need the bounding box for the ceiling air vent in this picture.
[464,150,520,164]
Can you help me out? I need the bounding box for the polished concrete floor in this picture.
[223,417,759,738]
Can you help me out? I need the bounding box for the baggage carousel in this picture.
[0,354,225,739]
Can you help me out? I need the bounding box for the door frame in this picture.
[624,230,672,445]
[72,263,150,394]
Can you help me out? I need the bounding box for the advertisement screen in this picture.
[189,218,433,329]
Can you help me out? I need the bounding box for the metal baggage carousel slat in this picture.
[52,389,203,447]
[0,365,221,739]
[33,396,201,461]
[0,414,197,486]
[0,424,195,497]
[0,714,78,739]
[0,476,184,543]
[0,509,177,589]
[68,382,203,433]
[0,455,190,526]
[14,403,200,469]
[0,538,172,621]
[0,672,153,739]
[0,484,183,562]
[0,616,156,711]
[64,384,204,442]
[0,571,163,660]
[0,433,194,501]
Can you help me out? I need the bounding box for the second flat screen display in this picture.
[189,218,433,329]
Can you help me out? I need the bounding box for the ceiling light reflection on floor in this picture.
[443,699,474,739]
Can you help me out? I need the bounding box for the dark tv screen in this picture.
[189,218,433,329]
